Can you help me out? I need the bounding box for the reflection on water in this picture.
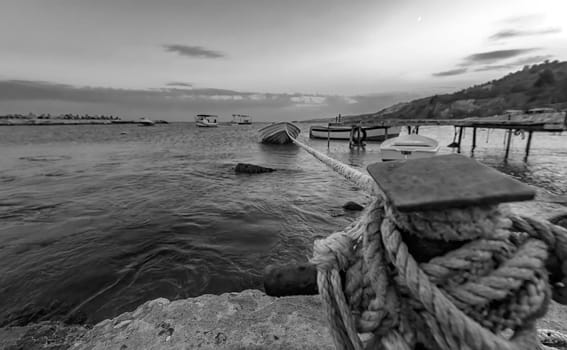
[0,123,565,326]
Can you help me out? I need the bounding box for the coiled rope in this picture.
[286,130,567,350]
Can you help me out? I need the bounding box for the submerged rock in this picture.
[264,264,318,297]
[235,163,275,174]
[342,201,364,211]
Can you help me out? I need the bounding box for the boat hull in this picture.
[196,123,218,127]
[259,122,301,144]
[309,125,401,141]
[380,135,440,161]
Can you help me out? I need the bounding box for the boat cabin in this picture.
[232,114,251,124]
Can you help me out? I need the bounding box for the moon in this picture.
[417,16,422,22]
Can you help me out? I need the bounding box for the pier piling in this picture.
[471,127,477,153]
[524,130,534,161]
[505,129,513,159]
[457,126,464,153]
[327,123,330,149]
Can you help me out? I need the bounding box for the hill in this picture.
[338,60,567,124]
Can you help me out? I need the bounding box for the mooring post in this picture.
[327,123,330,149]
[407,125,411,134]
[384,127,389,141]
[505,128,513,159]
[349,126,354,149]
[471,127,477,153]
[263,155,536,298]
[457,126,464,153]
[524,130,534,162]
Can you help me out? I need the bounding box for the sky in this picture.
[1,0,566,121]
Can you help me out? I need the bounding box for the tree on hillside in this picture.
[534,69,556,87]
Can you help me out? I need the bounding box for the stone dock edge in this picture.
[1,289,567,350]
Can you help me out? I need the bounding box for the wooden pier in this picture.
[334,111,567,161]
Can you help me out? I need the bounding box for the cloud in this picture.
[489,27,561,40]
[432,68,468,77]
[499,14,545,25]
[473,55,554,72]
[0,80,424,122]
[513,55,554,65]
[163,44,225,58]
[473,64,514,72]
[166,81,193,88]
[463,48,539,64]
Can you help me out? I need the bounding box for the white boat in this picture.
[232,114,252,125]
[258,122,301,144]
[195,114,218,127]
[138,117,155,126]
[380,134,440,161]
[309,125,401,141]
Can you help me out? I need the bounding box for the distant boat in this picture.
[380,134,440,161]
[309,125,401,141]
[259,122,301,144]
[232,114,252,125]
[195,114,218,127]
[138,117,155,126]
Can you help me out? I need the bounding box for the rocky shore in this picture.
[1,289,567,350]
[0,290,334,350]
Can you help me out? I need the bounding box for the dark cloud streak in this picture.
[473,55,554,72]
[432,68,468,77]
[489,27,561,40]
[163,44,225,58]
[166,81,193,87]
[464,48,539,64]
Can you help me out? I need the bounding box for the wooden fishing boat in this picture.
[380,134,440,161]
[309,125,401,141]
[258,122,301,144]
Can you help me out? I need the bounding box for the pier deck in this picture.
[329,111,566,160]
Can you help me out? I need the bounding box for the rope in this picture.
[286,130,381,197]
[285,128,567,350]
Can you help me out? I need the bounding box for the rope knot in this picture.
[313,198,567,350]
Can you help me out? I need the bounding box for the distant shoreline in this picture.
[0,120,168,126]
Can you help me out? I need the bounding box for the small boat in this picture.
[195,114,218,127]
[258,122,301,144]
[138,117,155,126]
[380,134,440,161]
[231,114,252,125]
[309,125,401,141]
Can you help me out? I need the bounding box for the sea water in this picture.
[0,123,565,325]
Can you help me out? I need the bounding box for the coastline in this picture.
[0,120,143,126]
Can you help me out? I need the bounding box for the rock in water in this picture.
[343,201,364,211]
[235,163,275,174]
[264,264,318,297]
